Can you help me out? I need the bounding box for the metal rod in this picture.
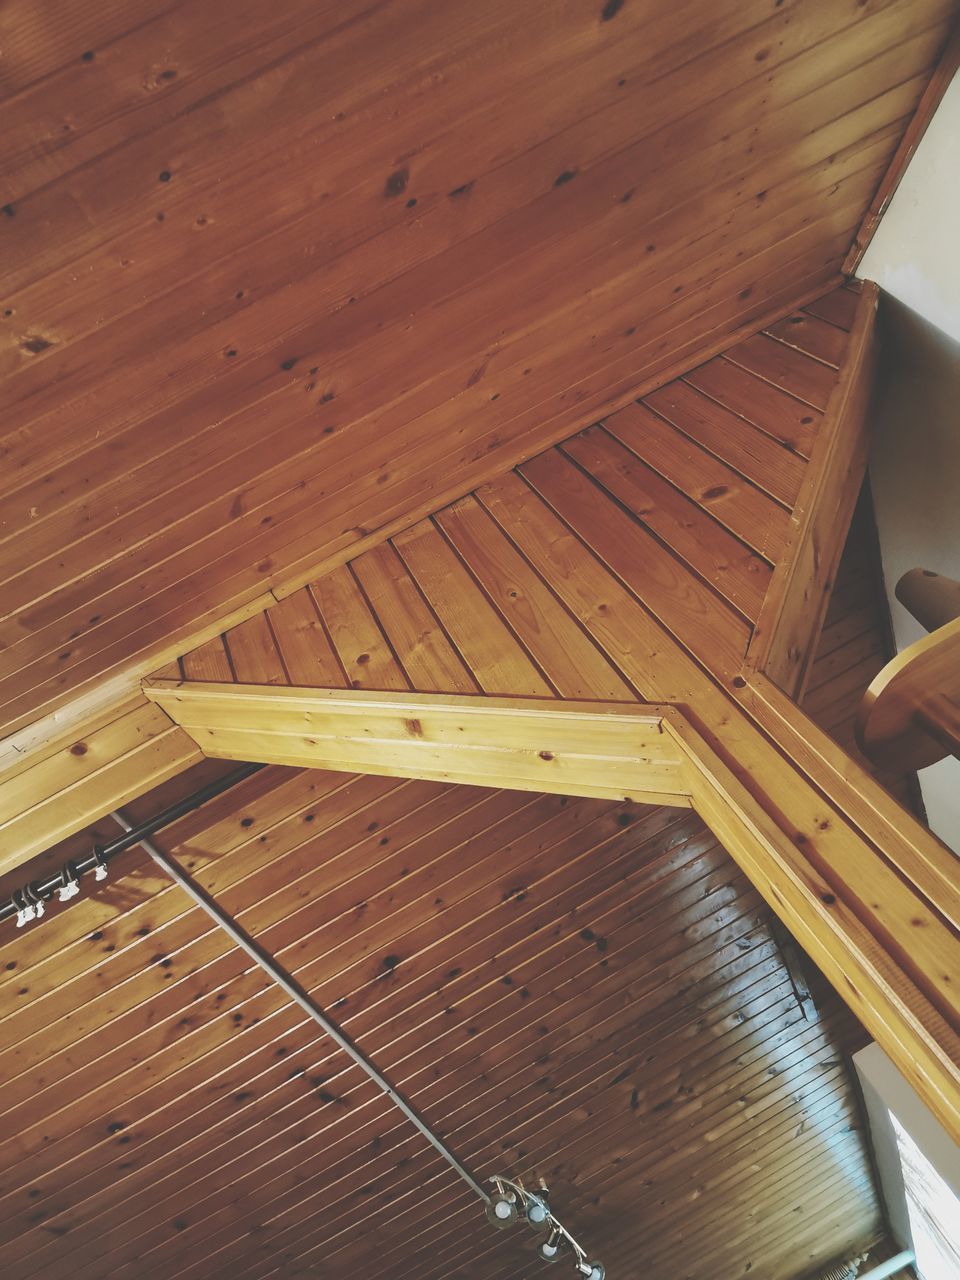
[859,1250,915,1280]
[110,810,491,1205]
[0,763,265,925]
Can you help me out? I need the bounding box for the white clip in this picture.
[33,899,45,919]
[15,904,34,929]
[59,863,81,902]
[93,848,109,882]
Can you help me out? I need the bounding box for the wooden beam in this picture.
[144,678,960,1143]
[746,282,880,697]
[142,682,689,808]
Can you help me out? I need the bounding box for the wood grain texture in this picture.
[0,767,882,1280]
[857,615,960,771]
[0,698,201,876]
[747,282,880,696]
[0,0,954,741]
[170,299,960,1149]
[0,277,855,879]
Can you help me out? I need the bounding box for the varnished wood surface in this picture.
[857,615,960,771]
[179,281,863,696]
[0,279,865,884]
[0,767,882,1280]
[0,0,955,740]
[170,281,960,1147]
[0,281,855,890]
[748,282,878,697]
[0,286,940,1278]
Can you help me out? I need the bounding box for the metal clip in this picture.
[13,890,34,929]
[58,862,80,902]
[24,882,46,920]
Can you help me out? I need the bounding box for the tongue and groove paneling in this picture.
[180,282,862,696]
[0,0,954,737]
[0,765,881,1280]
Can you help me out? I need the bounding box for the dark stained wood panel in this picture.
[0,764,882,1280]
[0,0,955,740]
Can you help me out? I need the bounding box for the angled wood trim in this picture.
[746,282,879,698]
[144,678,960,1144]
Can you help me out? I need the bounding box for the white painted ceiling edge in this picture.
[856,68,960,854]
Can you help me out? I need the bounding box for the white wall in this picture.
[857,71,960,852]
[860,74,960,345]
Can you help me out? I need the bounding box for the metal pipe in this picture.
[0,763,265,925]
[859,1250,915,1280]
[110,810,491,1205]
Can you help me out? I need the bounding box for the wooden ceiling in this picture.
[0,281,926,1279]
[0,0,956,739]
[0,767,883,1280]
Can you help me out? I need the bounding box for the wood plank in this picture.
[0,701,201,876]
[0,0,947,739]
[764,310,850,366]
[222,614,287,685]
[748,283,879,696]
[143,680,687,808]
[683,357,821,457]
[309,565,408,692]
[562,425,772,621]
[521,447,753,680]
[393,519,554,697]
[180,637,234,683]
[723,332,839,409]
[642,376,806,508]
[603,400,790,561]
[263,591,346,689]
[349,543,478,695]
[433,496,637,701]
[804,286,862,331]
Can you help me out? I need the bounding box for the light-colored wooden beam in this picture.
[144,677,960,1143]
[142,682,689,808]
